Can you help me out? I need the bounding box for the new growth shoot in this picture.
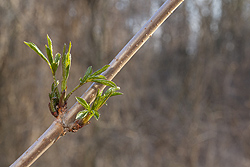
[24,35,122,131]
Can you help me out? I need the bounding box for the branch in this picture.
[10,0,184,166]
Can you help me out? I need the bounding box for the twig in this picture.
[10,0,184,166]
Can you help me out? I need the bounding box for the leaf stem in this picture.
[82,113,93,125]
[65,83,83,101]
[53,75,57,86]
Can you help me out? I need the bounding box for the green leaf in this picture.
[67,42,72,55]
[111,92,123,97]
[98,95,110,108]
[45,45,53,64]
[108,86,120,93]
[93,110,100,120]
[47,35,53,53]
[66,64,70,80]
[88,75,106,80]
[76,97,90,110]
[49,92,53,100]
[24,41,50,65]
[50,81,60,101]
[91,89,102,110]
[51,53,61,74]
[97,89,103,96]
[45,34,54,64]
[91,88,113,111]
[104,87,120,97]
[51,80,59,92]
[62,48,66,82]
[54,53,61,64]
[49,99,57,114]
[65,43,71,76]
[91,65,110,77]
[51,63,58,75]
[61,43,72,92]
[76,110,89,120]
[63,43,66,56]
[91,79,116,87]
[98,87,121,107]
[63,51,71,81]
[80,66,93,84]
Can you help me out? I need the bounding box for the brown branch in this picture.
[10,0,184,166]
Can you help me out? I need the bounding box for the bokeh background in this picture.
[1,0,250,166]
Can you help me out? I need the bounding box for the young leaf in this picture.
[63,43,66,56]
[51,53,61,74]
[54,53,61,64]
[67,42,72,55]
[93,111,100,120]
[51,80,59,92]
[91,65,110,77]
[61,42,72,92]
[76,110,89,120]
[97,87,121,109]
[110,92,123,97]
[49,92,53,100]
[91,79,116,88]
[45,45,53,64]
[76,97,90,110]
[104,87,120,97]
[65,42,71,79]
[91,89,102,110]
[24,41,50,66]
[66,65,70,81]
[49,99,57,114]
[47,34,53,53]
[50,81,60,103]
[91,88,114,111]
[51,63,58,75]
[88,75,106,80]
[97,95,110,109]
[80,66,93,84]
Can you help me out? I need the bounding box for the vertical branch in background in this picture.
[10,0,184,166]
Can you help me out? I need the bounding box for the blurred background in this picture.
[1,0,250,166]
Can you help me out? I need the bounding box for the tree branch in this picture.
[10,0,184,166]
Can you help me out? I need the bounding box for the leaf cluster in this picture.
[76,87,122,124]
[24,35,61,77]
[24,35,122,120]
[80,65,114,86]
[25,35,72,115]
[65,65,116,101]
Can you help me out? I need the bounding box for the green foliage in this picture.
[76,87,122,123]
[25,35,122,125]
[45,35,53,64]
[24,35,62,77]
[76,97,90,111]
[79,65,115,86]
[24,41,50,66]
[65,65,117,101]
[61,42,71,92]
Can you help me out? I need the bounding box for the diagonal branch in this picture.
[10,0,184,166]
